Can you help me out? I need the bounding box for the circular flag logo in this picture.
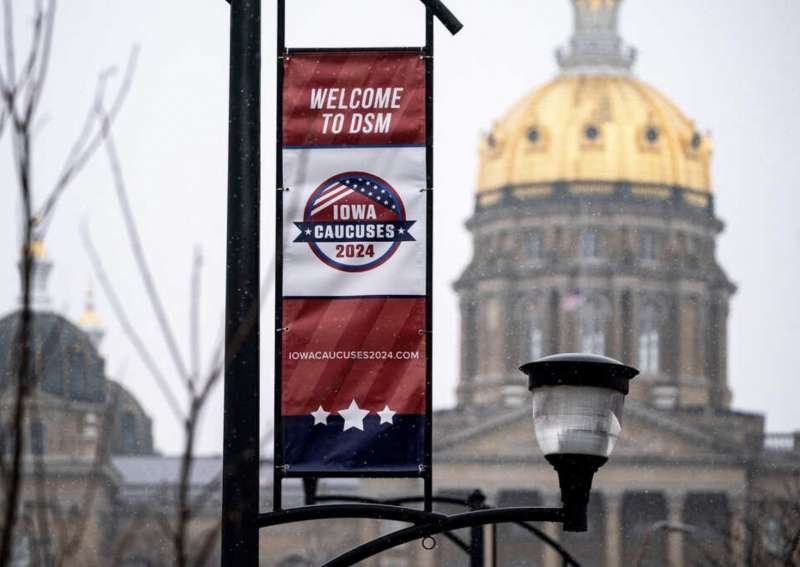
[294,171,416,272]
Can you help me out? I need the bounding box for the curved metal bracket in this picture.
[342,494,580,565]
[324,506,565,566]
[257,503,445,528]
[258,503,569,567]
[311,495,470,553]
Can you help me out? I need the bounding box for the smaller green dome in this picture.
[0,311,106,404]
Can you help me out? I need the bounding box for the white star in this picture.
[311,405,330,426]
[377,405,396,425]
[399,228,405,234]
[391,205,396,210]
[304,229,311,235]
[338,399,369,432]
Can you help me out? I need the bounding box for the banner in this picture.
[279,51,428,475]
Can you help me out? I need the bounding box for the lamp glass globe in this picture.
[532,385,625,458]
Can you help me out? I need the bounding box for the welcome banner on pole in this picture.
[277,50,429,475]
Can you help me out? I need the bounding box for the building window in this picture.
[29,421,45,456]
[578,297,608,354]
[122,411,138,453]
[764,516,784,555]
[10,530,33,567]
[640,231,657,261]
[622,492,668,565]
[638,304,661,373]
[580,229,601,258]
[83,412,98,440]
[525,231,543,260]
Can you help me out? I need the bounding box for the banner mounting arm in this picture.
[222,0,462,36]
[419,0,463,35]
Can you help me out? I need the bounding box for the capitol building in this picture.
[426,0,800,565]
[1,1,799,566]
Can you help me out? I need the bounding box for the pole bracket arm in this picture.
[419,0,463,35]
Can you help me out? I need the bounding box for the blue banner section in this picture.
[283,415,424,473]
[293,220,416,243]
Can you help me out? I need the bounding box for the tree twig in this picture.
[190,248,202,395]
[80,222,184,422]
[36,45,139,230]
[98,108,191,388]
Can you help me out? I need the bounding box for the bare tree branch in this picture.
[36,45,139,229]
[190,248,202,395]
[2,0,17,88]
[98,109,191,387]
[0,106,7,139]
[0,3,135,566]
[0,131,35,567]
[80,223,184,422]
[15,0,45,98]
[22,0,54,124]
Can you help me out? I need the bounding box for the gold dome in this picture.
[477,75,711,195]
[477,0,712,204]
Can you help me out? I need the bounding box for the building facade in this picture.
[429,0,800,565]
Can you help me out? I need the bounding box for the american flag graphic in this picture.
[308,174,402,217]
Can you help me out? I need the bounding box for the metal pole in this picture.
[221,0,261,564]
[423,0,435,516]
[468,490,486,567]
[273,0,286,515]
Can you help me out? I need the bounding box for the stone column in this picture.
[667,492,685,567]
[730,497,747,567]
[610,290,623,360]
[457,294,477,407]
[559,288,572,352]
[605,493,622,567]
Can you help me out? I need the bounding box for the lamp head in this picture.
[520,353,637,459]
[520,353,638,531]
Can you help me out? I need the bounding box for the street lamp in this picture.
[254,353,638,565]
[521,353,638,532]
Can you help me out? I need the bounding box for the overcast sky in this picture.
[1,0,799,455]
